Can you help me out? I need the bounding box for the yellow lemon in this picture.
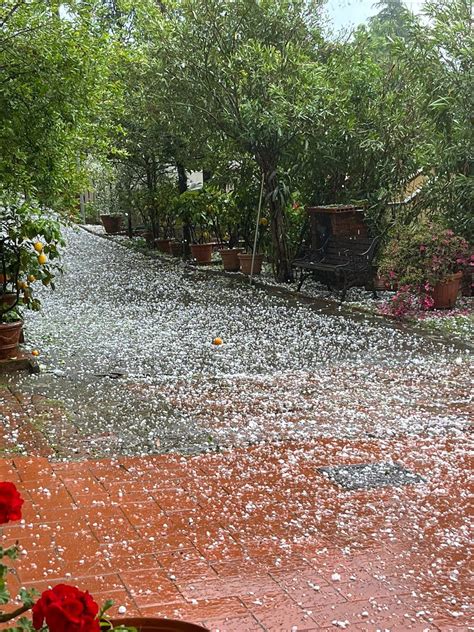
[38,253,47,265]
[259,217,269,226]
[31,349,40,357]
[28,274,36,283]
[212,337,223,346]
[34,242,43,252]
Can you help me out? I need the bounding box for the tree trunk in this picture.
[177,162,191,258]
[145,158,158,240]
[258,158,293,283]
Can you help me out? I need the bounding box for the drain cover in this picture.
[318,462,424,490]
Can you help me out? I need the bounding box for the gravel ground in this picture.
[6,226,472,458]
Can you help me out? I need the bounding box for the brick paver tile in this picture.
[242,592,319,631]
[0,433,472,631]
[203,613,265,631]
[119,568,186,608]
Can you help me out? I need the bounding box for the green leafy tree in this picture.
[414,0,473,239]
[0,0,121,214]
[152,0,323,281]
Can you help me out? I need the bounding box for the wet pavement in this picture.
[0,436,471,631]
[0,227,472,630]
[3,226,472,458]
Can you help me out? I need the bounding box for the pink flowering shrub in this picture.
[379,284,435,319]
[379,222,471,287]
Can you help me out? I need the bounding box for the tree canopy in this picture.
[1,0,472,279]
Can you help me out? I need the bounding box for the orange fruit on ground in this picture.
[31,350,40,357]
[38,253,47,265]
[17,281,27,290]
[212,337,223,346]
[34,242,43,252]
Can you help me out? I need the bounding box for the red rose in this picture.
[32,584,100,632]
[0,482,24,524]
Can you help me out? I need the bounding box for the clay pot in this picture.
[0,293,18,309]
[238,253,264,275]
[373,275,398,292]
[0,320,23,360]
[190,243,213,264]
[432,271,463,309]
[111,617,209,632]
[461,270,472,297]
[155,239,172,254]
[219,248,243,272]
[100,215,122,234]
[170,241,183,257]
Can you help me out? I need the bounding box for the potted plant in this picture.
[100,213,123,234]
[176,190,216,264]
[214,191,244,271]
[0,481,209,632]
[0,203,63,358]
[238,217,269,275]
[379,222,471,309]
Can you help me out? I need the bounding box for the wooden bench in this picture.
[293,235,379,301]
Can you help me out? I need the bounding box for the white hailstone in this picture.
[117,606,127,615]
[331,573,341,582]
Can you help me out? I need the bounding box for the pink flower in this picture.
[419,245,426,252]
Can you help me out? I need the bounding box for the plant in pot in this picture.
[215,191,244,272]
[177,190,216,265]
[378,221,471,314]
[238,216,269,275]
[0,203,63,358]
[152,180,180,255]
[0,481,209,632]
[100,213,124,235]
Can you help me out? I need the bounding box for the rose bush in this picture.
[0,482,118,632]
[0,482,24,524]
[32,585,100,632]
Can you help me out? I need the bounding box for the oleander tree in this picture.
[413,0,473,240]
[148,0,326,281]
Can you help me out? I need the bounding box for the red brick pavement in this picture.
[0,436,472,631]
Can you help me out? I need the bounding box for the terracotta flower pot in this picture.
[238,253,264,275]
[373,274,398,292]
[170,241,183,257]
[219,248,243,272]
[101,215,122,234]
[0,293,18,309]
[155,239,172,254]
[111,617,209,632]
[461,269,472,297]
[190,243,213,264]
[0,320,23,360]
[432,271,463,309]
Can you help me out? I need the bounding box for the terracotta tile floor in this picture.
[0,436,472,631]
